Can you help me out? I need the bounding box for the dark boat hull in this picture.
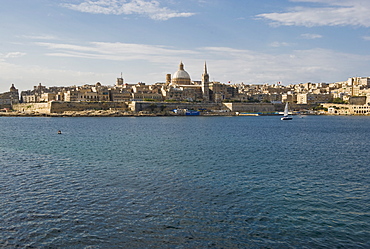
[281,116,292,120]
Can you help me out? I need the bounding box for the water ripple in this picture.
[1,116,370,248]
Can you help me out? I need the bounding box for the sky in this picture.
[1,0,370,92]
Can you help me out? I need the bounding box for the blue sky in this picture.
[1,0,370,92]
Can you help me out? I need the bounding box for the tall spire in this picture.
[201,61,210,101]
[202,61,209,81]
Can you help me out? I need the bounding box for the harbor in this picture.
[1,115,369,248]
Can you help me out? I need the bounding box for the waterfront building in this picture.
[296,93,333,104]
[351,105,370,114]
[348,77,370,87]
[39,93,57,102]
[21,83,69,103]
[281,93,297,103]
[21,83,45,103]
[209,82,237,102]
[64,89,79,102]
[5,60,370,115]
[21,89,37,103]
[0,84,19,108]
[109,88,132,102]
[131,92,163,101]
[325,103,370,115]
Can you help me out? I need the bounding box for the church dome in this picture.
[173,70,190,79]
[9,84,17,92]
[172,62,191,85]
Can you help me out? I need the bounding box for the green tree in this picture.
[330,98,346,104]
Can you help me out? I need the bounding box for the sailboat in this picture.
[281,102,292,120]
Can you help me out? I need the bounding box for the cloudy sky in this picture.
[1,0,370,92]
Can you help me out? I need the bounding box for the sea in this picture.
[0,115,369,248]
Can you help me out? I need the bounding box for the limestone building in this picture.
[163,61,211,102]
[0,84,19,108]
[171,62,191,85]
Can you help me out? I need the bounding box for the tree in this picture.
[330,98,346,104]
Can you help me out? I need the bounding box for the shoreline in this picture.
[0,111,326,117]
[0,111,237,117]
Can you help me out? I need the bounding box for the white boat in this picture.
[281,102,292,120]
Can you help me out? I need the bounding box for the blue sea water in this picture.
[0,115,369,248]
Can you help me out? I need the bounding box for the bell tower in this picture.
[202,61,210,101]
[116,72,124,86]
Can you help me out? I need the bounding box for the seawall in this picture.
[10,101,315,115]
[13,101,128,114]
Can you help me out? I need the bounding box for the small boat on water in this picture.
[281,102,292,120]
[239,113,259,116]
[173,109,200,116]
[185,110,200,116]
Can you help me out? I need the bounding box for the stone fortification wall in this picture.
[50,101,128,113]
[0,104,12,109]
[129,101,225,112]
[13,102,128,114]
[12,101,315,115]
[223,103,275,113]
[224,103,317,113]
[129,101,299,113]
[12,103,51,113]
[349,96,367,105]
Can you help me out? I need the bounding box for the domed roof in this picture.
[9,84,17,92]
[173,70,190,79]
[173,62,191,80]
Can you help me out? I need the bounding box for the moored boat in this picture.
[281,102,292,120]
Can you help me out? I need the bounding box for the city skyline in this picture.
[1,0,370,93]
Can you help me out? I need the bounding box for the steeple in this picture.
[202,61,210,101]
[179,61,184,71]
[202,61,209,84]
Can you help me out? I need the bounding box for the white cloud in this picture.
[61,0,196,20]
[257,0,370,27]
[0,60,113,92]
[301,33,323,39]
[22,35,59,40]
[36,41,198,62]
[363,36,370,41]
[34,41,370,84]
[201,47,370,84]
[269,41,292,47]
[2,40,370,93]
[3,52,27,58]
